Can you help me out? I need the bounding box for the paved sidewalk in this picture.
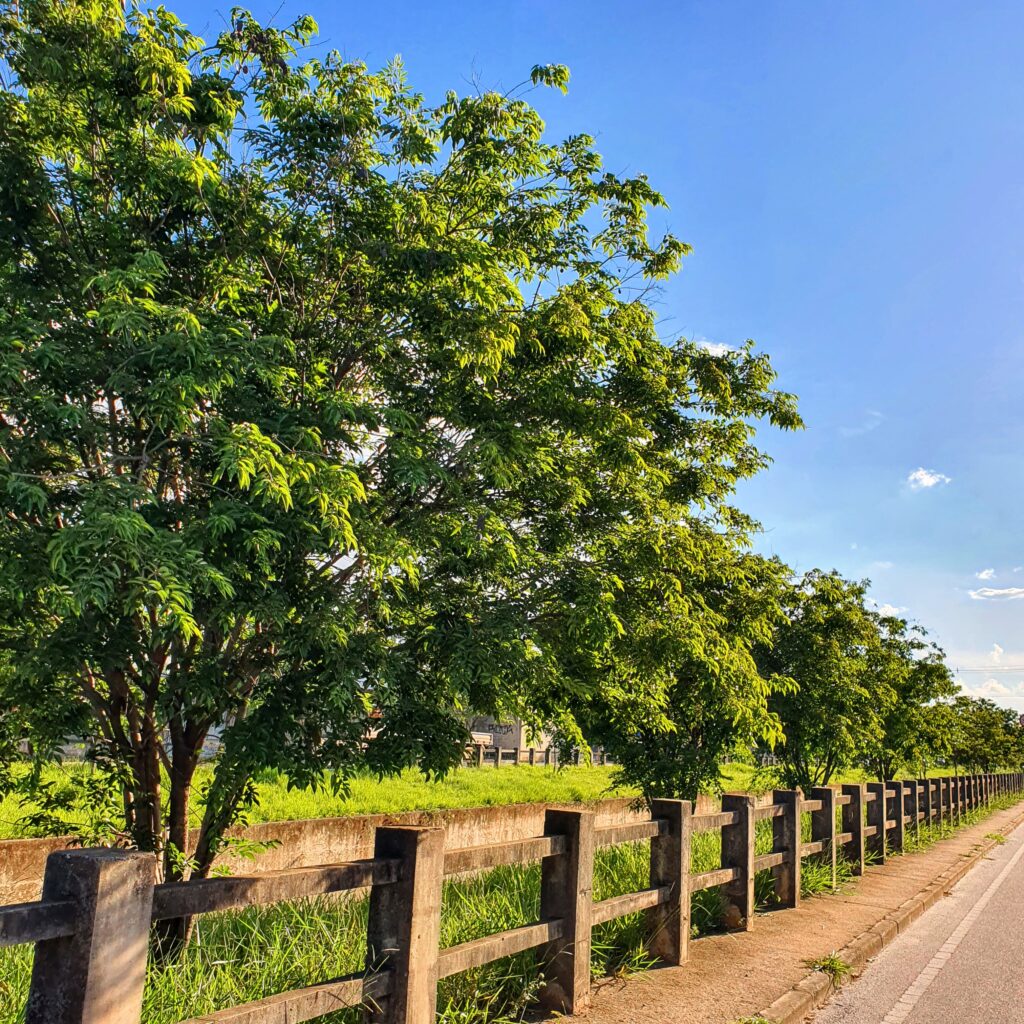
[564,800,1024,1024]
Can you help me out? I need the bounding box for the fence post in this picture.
[918,778,932,827]
[771,790,800,908]
[648,799,692,965]
[539,808,594,1014]
[366,825,445,1024]
[810,786,837,889]
[721,793,756,929]
[941,776,951,824]
[476,744,485,768]
[841,783,866,875]
[885,781,904,853]
[904,780,919,843]
[866,782,887,863]
[25,849,156,1024]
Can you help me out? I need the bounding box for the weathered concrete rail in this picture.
[1,795,686,906]
[1,771,1020,1024]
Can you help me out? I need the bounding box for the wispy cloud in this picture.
[868,560,894,571]
[840,409,884,438]
[976,568,996,580]
[990,643,1004,664]
[907,467,952,490]
[968,586,1024,601]
[959,678,1014,698]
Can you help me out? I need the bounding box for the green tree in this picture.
[0,0,799,907]
[946,696,1024,773]
[587,550,793,802]
[759,570,892,792]
[860,616,955,780]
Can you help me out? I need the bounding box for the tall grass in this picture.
[0,814,862,1024]
[0,764,635,841]
[1,788,1018,1023]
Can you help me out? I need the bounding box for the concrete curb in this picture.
[757,801,1024,1024]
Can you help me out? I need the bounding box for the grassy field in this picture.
[0,760,969,842]
[1,791,1017,1024]
[0,763,637,841]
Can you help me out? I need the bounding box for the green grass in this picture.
[804,952,852,987]
[0,764,636,841]
[0,758,984,843]
[1,786,1019,1024]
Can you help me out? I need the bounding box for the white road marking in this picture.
[879,832,1024,1023]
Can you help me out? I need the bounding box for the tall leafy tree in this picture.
[587,550,793,802]
[860,616,955,780]
[0,0,799,902]
[945,696,1024,773]
[759,570,892,792]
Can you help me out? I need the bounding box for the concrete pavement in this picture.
[810,817,1024,1024]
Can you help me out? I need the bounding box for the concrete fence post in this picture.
[866,782,887,863]
[772,790,801,908]
[904,780,920,843]
[918,778,932,827]
[366,825,445,1024]
[886,781,904,853]
[721,793,756,929]
[942,776,952,824]
[648,799,692,965]
[810,786,837,889]
[539,808,595,1014]
[841,783,866,875]
[476,743,485,768]
[25,849,156,1024]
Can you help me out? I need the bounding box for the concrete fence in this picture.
[1,771,1021,1024]
[461,744,609,767]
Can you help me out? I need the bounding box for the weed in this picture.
[985,832,1007,844]
[804,952,852,987]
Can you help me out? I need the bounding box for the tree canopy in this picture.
[0,0,799,884]
[759,570,894,792]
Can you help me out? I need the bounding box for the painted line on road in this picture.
[879,826,1024,1024]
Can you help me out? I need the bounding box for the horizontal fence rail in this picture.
[6,771,1023,1024]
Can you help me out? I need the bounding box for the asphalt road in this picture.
[811,819,1024,1024]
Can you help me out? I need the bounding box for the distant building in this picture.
[466,716,552,751]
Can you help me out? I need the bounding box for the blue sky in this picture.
[173,1,1024,709]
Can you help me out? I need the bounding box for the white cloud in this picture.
[875,603,906,616]
[868,560,894,571]
[693,336,736,357]
[959,678,1014,698]
[907,467,952,490]
[990,643,1004,664]
[975,568,996,580]
[968,586,1024,601]
[1014,566,1023,573]
[840,409,884,438]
